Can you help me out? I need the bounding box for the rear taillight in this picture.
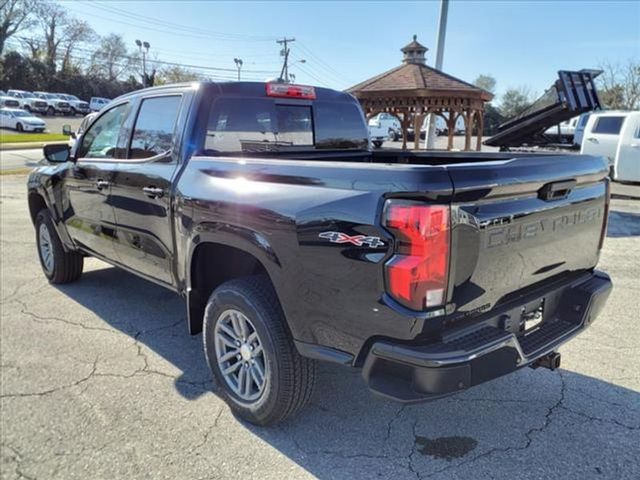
[266,83,316,99]
[599,179,611,250]
[383,201,450,310]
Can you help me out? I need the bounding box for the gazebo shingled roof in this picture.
[347,35,493,150]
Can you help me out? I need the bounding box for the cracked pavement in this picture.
[1,174,639,479]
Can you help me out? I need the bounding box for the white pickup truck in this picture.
[581,110,640,182]
[368,113,401,147]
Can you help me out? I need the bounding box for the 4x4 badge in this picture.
[319,231,385,248]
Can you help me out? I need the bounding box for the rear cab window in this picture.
[203,94,368,154]
[129,95,182,159]
[592,116,624,135]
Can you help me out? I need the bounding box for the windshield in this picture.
[12,111,32,117]
[203,97,368,154]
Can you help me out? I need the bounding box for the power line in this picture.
[13,37,280,75]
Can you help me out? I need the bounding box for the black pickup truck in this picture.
[28,82,612,425]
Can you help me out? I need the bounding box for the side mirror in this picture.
[43,144,71,163]
[62,124,76,139]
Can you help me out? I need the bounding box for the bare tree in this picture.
[32,1,70,71]
[0,0,35,55]
[60,19,95,73]
[156,65,200,85]
[89,34,132,81]
[598,59,640,110]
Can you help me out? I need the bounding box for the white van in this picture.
[581,111,640,182]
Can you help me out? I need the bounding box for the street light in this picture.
[136,39,151,88]
[234,58,243,81]
[288,59,305,83]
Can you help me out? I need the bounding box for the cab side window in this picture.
[77,103,129,159]
[129,96,182,159]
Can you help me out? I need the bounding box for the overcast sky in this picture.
[59,0,640,98]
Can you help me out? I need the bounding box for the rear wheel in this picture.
[47,106,55,116]
[373,140,383,148]
[24,105,31,113]
[70,107,77,116]
[35,210,83,284]
[203,276,316,426]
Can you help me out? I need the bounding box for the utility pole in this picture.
[135,39,151,88]
[234,58,243,81]
[277,37,295,83]
[425,0,449,149]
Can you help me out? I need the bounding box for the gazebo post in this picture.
[413,113,425,150]
[476,111,484,151]
[401,114,411,150]
[464,111,472,151]
[447,111,456,151]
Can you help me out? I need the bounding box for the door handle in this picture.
[95,179,110,190]
[587,137,599,143]
[143,186,164,198]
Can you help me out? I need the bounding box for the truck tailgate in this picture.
[445,155,608,322]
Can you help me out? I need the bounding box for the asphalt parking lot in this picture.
[1,174,639,480]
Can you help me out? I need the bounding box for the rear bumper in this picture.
[362,271,612,403]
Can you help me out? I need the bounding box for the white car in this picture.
[32,92,72,116]
[6,89,49,114]
[581,110,640,182]
[55,93,90,116]
[544,115,579,143]
[368,113,401,147]
[90,97,111,112]
[0,108,47,132]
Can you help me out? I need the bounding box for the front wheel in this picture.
[372,140,383,148]
[35,210,83,283]
[203,276,316,426]
[15,123,23,132]
[47,106,55,116]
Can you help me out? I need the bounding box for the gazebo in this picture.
[347,36,493,150]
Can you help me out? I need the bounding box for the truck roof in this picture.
[114,81,358,104]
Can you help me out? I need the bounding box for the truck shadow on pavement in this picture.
[54,266,640,479]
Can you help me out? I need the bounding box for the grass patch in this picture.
[0,133,68,144]
[0,168,31,175]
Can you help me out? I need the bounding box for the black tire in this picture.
[203,276,316,426]
[35,210,83,284]
[609,165,616,182]
[70,107,77,116]
[372,140,383,148]
[24,105,31,113]
[47,106,55,116]
[16,123,23,132]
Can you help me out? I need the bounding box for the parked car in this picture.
[89,97,111,112]
[32,92,72,116]
[55,93,90,116]
[544,115,579,143]
[28,81,612,426]
[580,110,640,181]
[0,94,21,109]
[0,108,46,132]
[368,112,401,147]
[6,90,49,115]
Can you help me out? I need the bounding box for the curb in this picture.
[0,140,69,151]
